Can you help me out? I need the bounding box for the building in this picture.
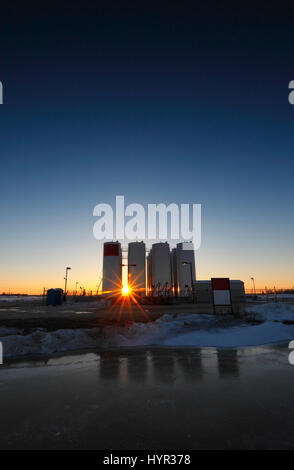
[194,280,245,304]
[128,241,146,297]
[102,241,122,296]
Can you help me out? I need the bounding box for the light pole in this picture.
[251,277,256,295]
[64,267,71,296]
[182,262,194,301]
[121,263,136,289]
[75,282,79,295]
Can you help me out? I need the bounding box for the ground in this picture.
[0,344,294,450]
[1,298,294,449]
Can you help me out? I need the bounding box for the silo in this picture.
[151,242,172,296]
[175,242,196,296]
[128,241,146,297]
[102,241,122,296]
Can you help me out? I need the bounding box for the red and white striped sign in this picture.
[211,278,231,305]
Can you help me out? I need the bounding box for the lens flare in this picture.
[122,285,130,296]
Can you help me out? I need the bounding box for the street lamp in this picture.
[250,277,256,295]
[75,282,79,295]
[121,263,136,289]
[64,267,71,295]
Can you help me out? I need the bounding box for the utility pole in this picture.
[64,267,71,297]
[250,277,256,296]
[121,263,136,287]
[182,262,195,302]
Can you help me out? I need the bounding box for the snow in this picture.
[245,302,294,322]
[1,302,294,358]
[161,321,294,347]
[0,296,41,303]
[256,294,294,300]
[100,309,294,348]
[0,327,24,337]
[1,328,100,357]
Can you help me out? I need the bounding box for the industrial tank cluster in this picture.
[102,241,196,298]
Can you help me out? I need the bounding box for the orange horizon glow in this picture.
[2,278,294,296]
[1,264,293,296]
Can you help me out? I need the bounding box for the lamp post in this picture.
[64,267,71,296]
[250,277,256,296]
[79,286,86,296]
[121,263,136,288]
[75,282,79,295]
[182,262,194,301]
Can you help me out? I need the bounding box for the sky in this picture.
[0,1,294,293]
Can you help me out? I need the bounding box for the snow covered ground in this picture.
[0,328,100,357]
[256,293,294,300]
[0,296,41,303]
[1,302,294,358]
[245,302,294,322]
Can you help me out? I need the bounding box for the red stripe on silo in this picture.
[104,244,119,256]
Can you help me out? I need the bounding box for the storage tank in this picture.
[128,241,146,297]
[175,242,196,296]
[102,241,122,296]
[150,242,172,296]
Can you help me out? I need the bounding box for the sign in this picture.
[211,278,231,306]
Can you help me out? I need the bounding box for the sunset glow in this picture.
[122,285,130,296]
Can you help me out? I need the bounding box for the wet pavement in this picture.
[0,344,294,449]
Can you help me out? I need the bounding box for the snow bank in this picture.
[0,327,24,337]
[100,312,294,348]
[245,302,294,322]
[1,303,294,358]
[161,322,294,347]
[1,328,100,357]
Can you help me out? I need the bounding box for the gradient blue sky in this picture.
[0,2,294,292]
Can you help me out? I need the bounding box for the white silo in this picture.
[175,242,196,296]
[150,242,172,296]
[102,241,122,296]
[128,241,146,297]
